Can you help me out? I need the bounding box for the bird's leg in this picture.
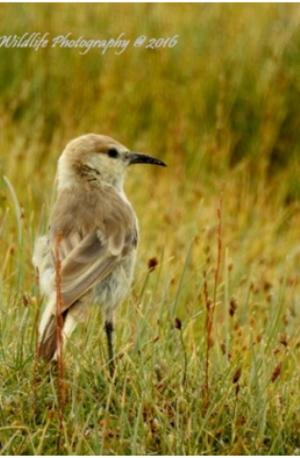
[104,317,115,377]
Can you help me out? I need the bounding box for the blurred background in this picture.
[0,4,300,201]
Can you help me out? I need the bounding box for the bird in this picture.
[32,133,166,374]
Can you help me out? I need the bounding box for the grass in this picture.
[0,3,300,455]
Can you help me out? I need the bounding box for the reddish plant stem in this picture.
[213,198,223,329]
[202,198,223,410]
[203,271,211,410]
[54,236,66,445]
[32,270,41,417]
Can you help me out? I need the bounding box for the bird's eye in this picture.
[107,148,119,158]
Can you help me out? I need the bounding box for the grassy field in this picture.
[0,3,300,455]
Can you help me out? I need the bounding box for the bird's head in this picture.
[57,133,166,191]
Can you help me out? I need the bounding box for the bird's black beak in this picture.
[128,152,167,167]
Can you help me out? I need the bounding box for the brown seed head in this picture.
[271,363,281,382]
[232,367,242,384]
[174,317,182,330]
[229,298,237,317]
[148,257,158,272]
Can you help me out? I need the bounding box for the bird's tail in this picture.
[38,315,58,361]
[38,297,66,362]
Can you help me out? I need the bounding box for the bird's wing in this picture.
[46,185,137,313]
[51,228,128,313]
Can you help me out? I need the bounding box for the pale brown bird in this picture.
[33,133,166,374]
